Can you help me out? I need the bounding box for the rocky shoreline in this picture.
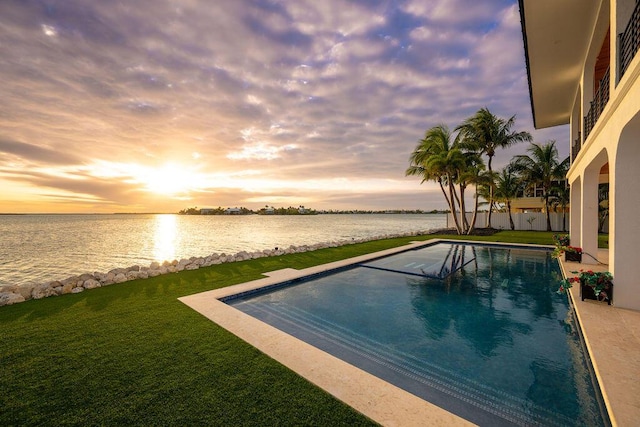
[0,229,447,307]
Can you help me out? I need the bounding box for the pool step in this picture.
[241,301,573,426]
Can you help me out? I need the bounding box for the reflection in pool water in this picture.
[227,243,609,427]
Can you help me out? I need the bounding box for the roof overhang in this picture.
[518,0,601,129]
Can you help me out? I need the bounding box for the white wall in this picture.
[447,212,570,232]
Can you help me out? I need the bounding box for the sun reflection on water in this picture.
[154,214,177,262]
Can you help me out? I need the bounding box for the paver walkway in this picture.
[560,249,640,427]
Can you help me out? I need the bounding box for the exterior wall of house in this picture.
[566,0,640,309]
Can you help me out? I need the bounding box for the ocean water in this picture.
[0,213,446,287]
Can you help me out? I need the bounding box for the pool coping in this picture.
[179,238,566,426]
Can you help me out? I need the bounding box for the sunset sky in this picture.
[0,0,566,213]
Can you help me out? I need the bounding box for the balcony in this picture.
[619,0,640,79]
[583,67,610,140]
[572,136,581,163]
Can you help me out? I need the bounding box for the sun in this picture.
[140,163,202,195]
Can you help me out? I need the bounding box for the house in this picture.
[224,207,242,215]
[511,181,570,213]
[519,0,640,310]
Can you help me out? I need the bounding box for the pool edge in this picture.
[179,238,553,426]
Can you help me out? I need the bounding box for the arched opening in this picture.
[581,149,609,264]
[612,112,640,309]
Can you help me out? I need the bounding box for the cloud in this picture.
[0,0,568,213]
[0,138,80,165]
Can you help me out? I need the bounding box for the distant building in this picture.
[512,181,570,213]
[200,208,215,215]
[224,207,242,215]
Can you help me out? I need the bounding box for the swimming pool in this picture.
[223,242,609,426]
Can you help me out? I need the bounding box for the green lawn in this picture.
[0,231,574,425]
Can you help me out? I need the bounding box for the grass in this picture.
[0,231,587,425]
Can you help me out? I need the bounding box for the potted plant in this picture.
[564,246,583,262]
[551,234,583,262]
[558,270,613,305]
[553,234,570,247]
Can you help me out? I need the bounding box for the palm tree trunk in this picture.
[459,184,469,233]
[446,178,463,234]
[486,156,494,228]
[507,200,515,230]
[466,185,480,235]
[439,180,462,234]
[544,195,552,231]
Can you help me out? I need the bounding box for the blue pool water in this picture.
[226,243,609,426]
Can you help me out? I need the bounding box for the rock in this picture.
[0,292,25,306]
[100,274,115,285]
[32,283,57,299]
[184,264,199,270]
[150,261,160,270]
[148,269,161,277]
[0,285,16,293]
[61,276,79,287]
[127,265,140,272]
[114,273,127,283]
[16,284,34,300]
[126,271,139,280]
[71,287,84,294]
[83,279,100,289]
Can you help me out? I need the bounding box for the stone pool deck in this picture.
[559,249,640,427]
[180,241,638,426]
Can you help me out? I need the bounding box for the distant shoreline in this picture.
[0,211,449,216]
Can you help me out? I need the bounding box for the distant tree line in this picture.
[177,206,449,215]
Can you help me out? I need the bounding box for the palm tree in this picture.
[456,108,532,228]
[457,153,486,234]
[512,141,570,231]
[494,166,522,230]
[406,125,467,234]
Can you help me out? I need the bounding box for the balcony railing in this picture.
[572,136,581,163]
[584,67,610,140]
[619,0,640,79]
